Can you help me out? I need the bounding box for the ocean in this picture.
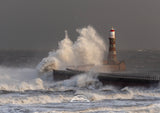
[0,50,160,113]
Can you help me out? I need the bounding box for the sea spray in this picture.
[0,66,101,92]
[37,26,106,73]
[50,72,102,91]
[0,66,45,91]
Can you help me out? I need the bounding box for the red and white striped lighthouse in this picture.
[108,27,119,64]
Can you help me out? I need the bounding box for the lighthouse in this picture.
[108,27,119,64]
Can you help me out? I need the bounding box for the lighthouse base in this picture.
[102,61,126,72]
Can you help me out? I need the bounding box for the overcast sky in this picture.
[0,0,160,50]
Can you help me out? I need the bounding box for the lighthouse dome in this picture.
[110,27,115,38]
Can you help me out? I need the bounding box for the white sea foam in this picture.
[50,72,102,91]
[0,66,45,91]
[37,26,106,73]
[70,95,90,102]
[0,65,101,92]
[0,94,72,105]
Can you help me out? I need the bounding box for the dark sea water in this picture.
[0,50,160,113]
